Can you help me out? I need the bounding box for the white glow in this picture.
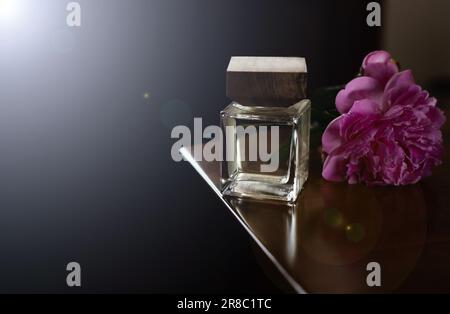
[0,0,22,25]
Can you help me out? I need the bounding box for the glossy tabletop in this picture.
[181,108,450,294]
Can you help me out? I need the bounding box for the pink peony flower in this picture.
[322,51,446,186]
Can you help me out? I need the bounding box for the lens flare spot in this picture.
[324,208,343,228]
[345,223,366,243]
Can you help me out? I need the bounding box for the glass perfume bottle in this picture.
[221,57,311,202]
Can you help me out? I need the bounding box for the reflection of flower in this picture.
[322,51,446,186]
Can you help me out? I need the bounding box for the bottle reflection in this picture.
[227,196,299,263]
[225,177,428,293]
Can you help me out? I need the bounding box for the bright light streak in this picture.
[0,0,22,26]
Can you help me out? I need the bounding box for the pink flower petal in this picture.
[322,154,347,182]
[363,51,392,66]
[350,99,382,115]
[336,77,383,114]
[385,70,415,92]
[322,117,344,155]
[322,51,445,186]
[362,51,399,87]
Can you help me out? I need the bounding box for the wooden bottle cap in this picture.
[226,57,307,107]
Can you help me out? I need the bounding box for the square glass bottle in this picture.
[221,100,311,202]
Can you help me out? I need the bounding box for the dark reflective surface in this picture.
[181,107,450,293]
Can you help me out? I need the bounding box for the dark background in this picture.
[0,0,380,293]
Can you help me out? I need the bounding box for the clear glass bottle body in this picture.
[220,100,311,202]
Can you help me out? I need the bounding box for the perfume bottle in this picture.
[221,57,311,202]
